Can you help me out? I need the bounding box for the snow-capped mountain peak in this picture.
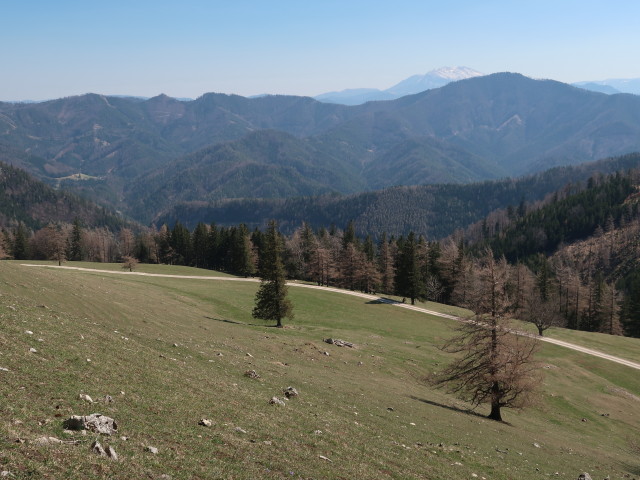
[314,66,485,105]
[429,66,484,80]
[386,66,485,96]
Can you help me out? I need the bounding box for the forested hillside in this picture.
[155,153,640,239]
[0,161,129,230]
[459,167,640,337]
[3,74,640,222]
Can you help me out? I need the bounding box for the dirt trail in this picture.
[22,264,640,370]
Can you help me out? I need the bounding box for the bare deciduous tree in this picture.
[522,294,565,336]
[430,250,542,422]
[121,255,139,272]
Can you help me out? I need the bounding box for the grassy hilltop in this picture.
[0,261,639,479]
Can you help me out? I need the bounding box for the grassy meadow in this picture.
[0,261,639,479]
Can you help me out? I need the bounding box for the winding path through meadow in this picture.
[22,264,640,371]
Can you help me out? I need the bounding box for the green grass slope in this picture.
[0,262,638,479]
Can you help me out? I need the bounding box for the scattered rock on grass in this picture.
[244,370,260,379]
[323,338,354,348]
[283,387,298,399]
[63,414,117,435]
[0,367,9,372]
[1,471,14,477]
[29,347,37,353]
[235,427,247,434]
[198,419,213,427]
[79,394,94,403]
[145,446,158,454]
[91,440,106,456]
[106,445,118,460]
[269,397,286,406]
[33,436,62,446]
[577,474,593,480]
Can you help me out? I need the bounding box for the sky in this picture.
[3,0,640,101]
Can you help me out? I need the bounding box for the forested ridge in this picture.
[156,153,640,239]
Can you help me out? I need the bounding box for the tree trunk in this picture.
[276,318,282,328]
[488,402,503,421]
[537,326,544,336]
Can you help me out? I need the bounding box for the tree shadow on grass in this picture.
[366,297,400,305]
[409,395,487,419]
[204,316,280,328]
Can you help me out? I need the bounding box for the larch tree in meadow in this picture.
[121,255,139,272]
[252,221,293,328]
[377,232,396,295]
[47,224,67,266]
[430,249,541,422]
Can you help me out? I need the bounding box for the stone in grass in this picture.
[283,387,298,399]
[106,446,118,461]
[577,474,593,480]
[244,370,260,379]
[33,436,62,446]
[145,446,159,454]
[198,419,213,427]
[91,440,107,456]
[79,393,94,403]
[269,397,286,407]
[63,414,117,435]
[1,471,14,478]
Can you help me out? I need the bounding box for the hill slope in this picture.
[0,261,638,479]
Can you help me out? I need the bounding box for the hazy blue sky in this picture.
[3,0,639,100]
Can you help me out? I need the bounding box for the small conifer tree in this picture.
[252,221,293,328]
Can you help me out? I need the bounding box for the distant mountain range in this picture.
[573,78,640,95]
[2,72,640,228]
[313,67,640,105]
[314,66,484,105]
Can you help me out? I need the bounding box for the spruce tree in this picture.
[12,223,29,260]
[252,221,293,328]
[395,232,424,305]
[68,218,83,261]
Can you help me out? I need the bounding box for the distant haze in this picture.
[3,1,640,101]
